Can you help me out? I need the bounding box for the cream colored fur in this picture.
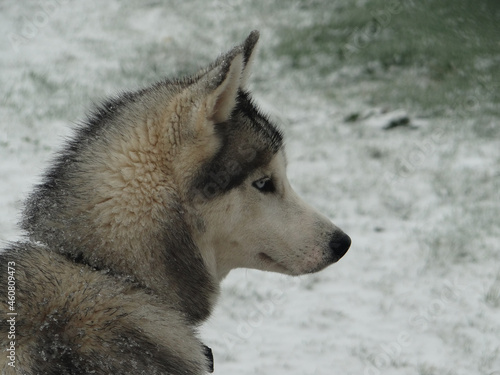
[191,151,343,281]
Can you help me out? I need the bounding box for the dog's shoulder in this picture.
[0,242,211,374]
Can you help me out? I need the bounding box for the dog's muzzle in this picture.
[328,231,351,262]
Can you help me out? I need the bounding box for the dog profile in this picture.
[0,31,350,374]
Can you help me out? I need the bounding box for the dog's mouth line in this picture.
[258,252,291,273]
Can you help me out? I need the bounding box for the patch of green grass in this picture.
[275,0,500,116]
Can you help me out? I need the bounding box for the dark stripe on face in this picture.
[236,90,283,154]
[193,90,283,200]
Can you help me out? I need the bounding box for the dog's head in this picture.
[20,31,349,321]
[170,31,351,280]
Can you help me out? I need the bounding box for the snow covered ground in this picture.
[1,1,499,374]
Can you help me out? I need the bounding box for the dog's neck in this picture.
[141,214,221,324]
[68,238,220,324]
[159,242,220,324]
[60,209,220,324]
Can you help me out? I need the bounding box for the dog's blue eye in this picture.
[252,177,275,193]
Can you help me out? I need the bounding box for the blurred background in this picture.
[1,1,499,374]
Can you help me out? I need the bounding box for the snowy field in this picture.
[1,1,499,374]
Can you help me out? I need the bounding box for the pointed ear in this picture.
[240,30,260,89]
[201,50,244,123]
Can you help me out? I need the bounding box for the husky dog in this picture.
[0,31,350,374]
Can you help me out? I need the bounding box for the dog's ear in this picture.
[240,30,260,89]
[200,48,244,123]
[193,31,259,123]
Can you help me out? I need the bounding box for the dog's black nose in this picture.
[328,231,351,262]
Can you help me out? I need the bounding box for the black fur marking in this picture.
[242,30,260,66]
[236,90,283,154]
[203,345,214,373]
[159,211,218,323]
[193,90,283,200]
